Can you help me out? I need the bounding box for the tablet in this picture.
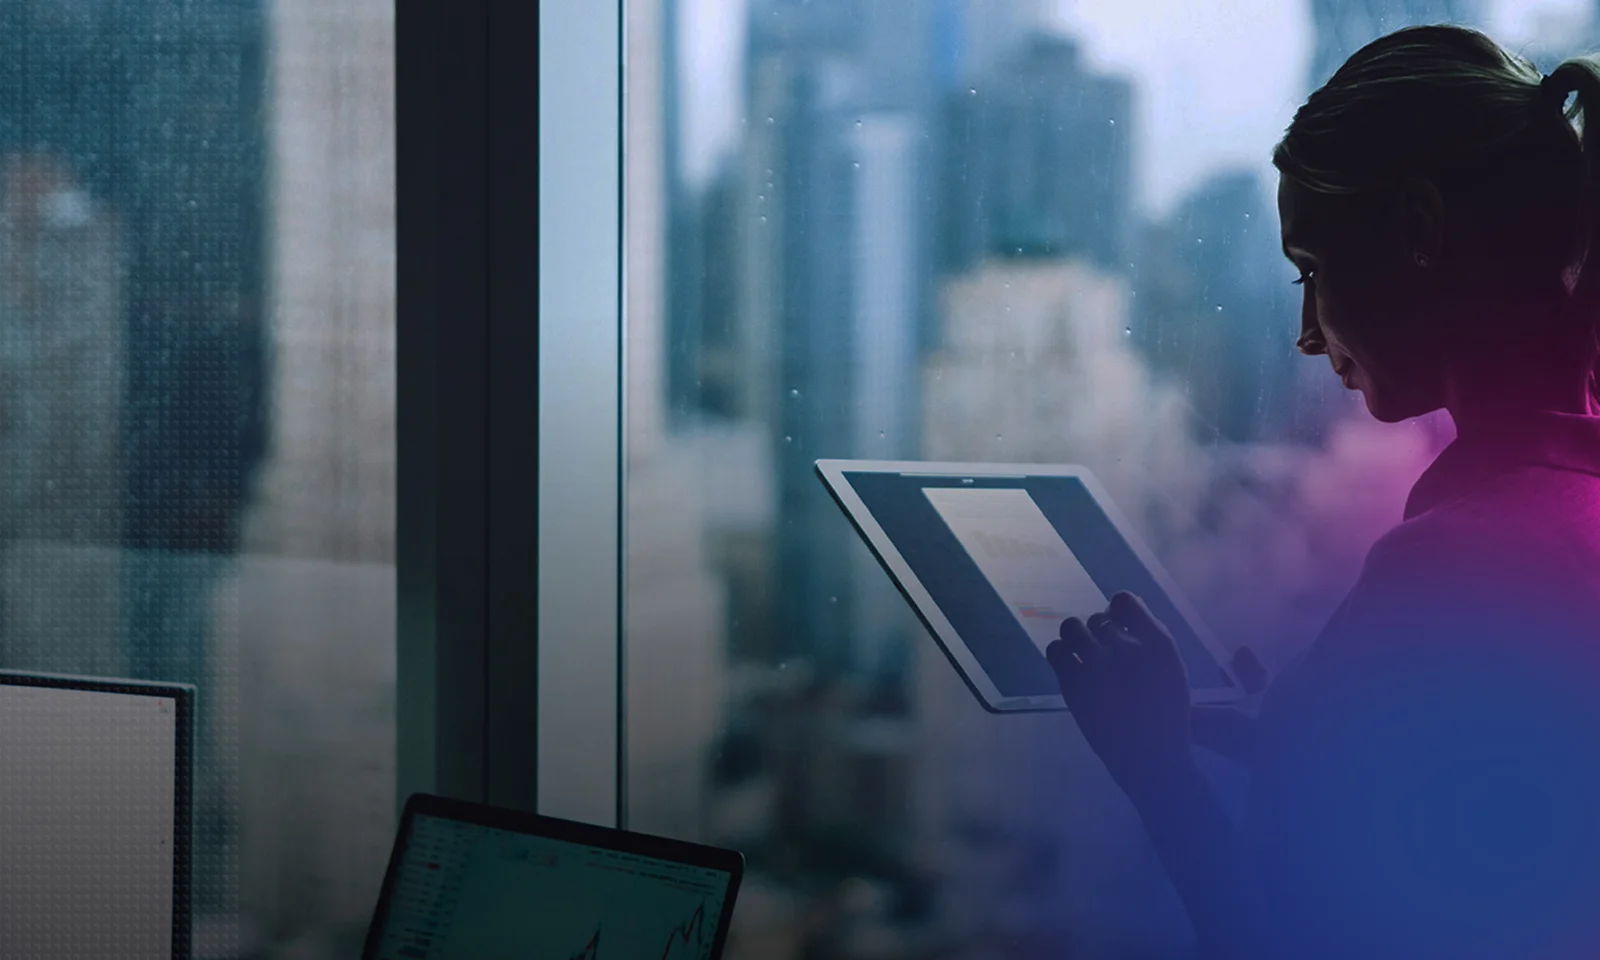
[816,460,1241,712]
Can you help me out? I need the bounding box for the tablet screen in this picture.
[842,471,1234,697]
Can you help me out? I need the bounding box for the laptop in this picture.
[363,793,745,960]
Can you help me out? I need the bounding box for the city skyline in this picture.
[674,0,1589,217]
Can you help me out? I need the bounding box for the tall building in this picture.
[954,0,1047,82]
[1307,0,1485,89]
[918,257,1206,955]
[726,0,935,681]
[623,0,730,848]
[0,0,268,934]
[0,155,126,679]
[210,0,399,948]
[940,34,1135,279]
[1132,170,1300,443]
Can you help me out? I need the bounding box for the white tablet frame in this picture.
[815,459,1242,712]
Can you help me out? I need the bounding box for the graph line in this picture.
[569,927,599,960]
[658,902,708,960]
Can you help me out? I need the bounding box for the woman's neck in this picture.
[1443,346,1597,438]
[1441,295,1598,436]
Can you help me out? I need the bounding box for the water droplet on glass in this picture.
[1215,304,1224,312]
[878,430,886,438]
[1123,327,1132,336]
[995,433,1004,442]
[790,388,801,398]
[1243,212,1251,219]
[854,118,863,128]
[968,87,978,96]
[783,435,793,444]
[766,115,775,124]
[829,596,838,604]
[852,161,860,169]
[1108,117,1116,125]
[759,215,768,223]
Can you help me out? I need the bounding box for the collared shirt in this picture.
[1242,412,1600,958]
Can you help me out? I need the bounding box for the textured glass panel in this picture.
[0,1,395,956]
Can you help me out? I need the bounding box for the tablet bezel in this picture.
[362,793,745,960]
[815,459,1242,712]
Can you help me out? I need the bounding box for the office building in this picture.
[624,0,731,846]
[918,256,1204,953]
[1131,169,1301,443]
[939,33,1134,278]
[0,154,126,679]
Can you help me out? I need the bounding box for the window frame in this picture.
[396,0,623,824]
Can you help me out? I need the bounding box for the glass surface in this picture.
[0,1,395,956]
[624,0,1582,956]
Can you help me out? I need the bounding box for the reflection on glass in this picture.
[0,1,395,957]
[627,0,1579,956]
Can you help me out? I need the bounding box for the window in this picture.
[613,0,1587,957]
[0,1,395,955]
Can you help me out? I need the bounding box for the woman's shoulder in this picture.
[1352,463,1600,649]
[1372,463,1600,570]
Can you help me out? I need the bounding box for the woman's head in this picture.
[1274,25,1600,424]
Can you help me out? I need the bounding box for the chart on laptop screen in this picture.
[371,814,732,960]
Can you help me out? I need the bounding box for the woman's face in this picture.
[1276,175,1444,423]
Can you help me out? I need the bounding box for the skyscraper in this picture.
[0,0,268,681]
[1132,170,1298,443]
[940,33,1135,279]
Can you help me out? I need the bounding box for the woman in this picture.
[1051,25,1600,959]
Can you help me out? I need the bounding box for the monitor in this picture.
[0,671,192,959]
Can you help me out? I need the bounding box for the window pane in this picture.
[0,1,394,956]
[627,0,1576,956]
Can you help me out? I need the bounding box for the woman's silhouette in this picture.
[1050,25,1600,959]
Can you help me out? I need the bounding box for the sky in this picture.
[677,0,1588,219]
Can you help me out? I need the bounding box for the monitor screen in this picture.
[370,812,736,960]
[0,679,182,959]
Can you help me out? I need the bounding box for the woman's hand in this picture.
[1047,591,1193,801]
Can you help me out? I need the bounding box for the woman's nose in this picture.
[1296,331,1327,355]
[1297,306,1326,356]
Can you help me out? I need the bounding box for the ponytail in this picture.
[1542,59,1600,402]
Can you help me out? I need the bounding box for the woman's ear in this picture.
[1397,176,1446,266]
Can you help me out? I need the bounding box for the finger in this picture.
[1107,591,1164,643]
[1089,613,1140,665]
[1048,618,1101,687]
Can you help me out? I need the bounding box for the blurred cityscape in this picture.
[0,1,396,957]
[624,1,1595,958]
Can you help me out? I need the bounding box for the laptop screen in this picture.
[369,812,737,960]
